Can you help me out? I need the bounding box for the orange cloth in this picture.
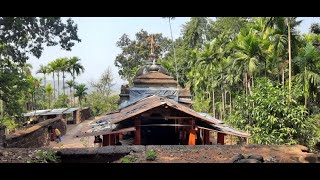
[188,129,196,145]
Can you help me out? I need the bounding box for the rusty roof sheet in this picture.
[86,95,250,137]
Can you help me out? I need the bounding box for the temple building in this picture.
[78,35,249,146]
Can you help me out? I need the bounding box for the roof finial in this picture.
[150,34,154,54]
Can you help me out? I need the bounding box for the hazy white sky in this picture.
[28,17,320,90]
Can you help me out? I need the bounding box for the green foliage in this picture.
[114,29,172,83]
[83,93,119,116]
[226,78,319,147]
[74,84,88,106]
[30,150,60,163]
[53,95,69,108]
[145,150,157,161]
[0,17,80,123]
[0,116,17,130]
[120,155,137,163]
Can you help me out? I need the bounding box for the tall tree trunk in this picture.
[168,18,179,84]
[252,75,254,88]
[53,72,56,99]
[69,87,72,107]
[57,72,60,97]
[212,89,215,118]
[229,91,232,114]
[224,89,227,114]
[248,75,252,96]
[43,74,46,102]
[281,67,285,85]
[244,73,248,95]
[62,71,66,95]
[288,18,292,102]
[73,70,75,106]
[221,91,224,120]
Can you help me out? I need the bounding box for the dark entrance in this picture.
[141,118,178,145]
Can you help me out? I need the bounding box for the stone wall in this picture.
[4,117,67,148]
[75,107,92,124]
[80,107,92,122]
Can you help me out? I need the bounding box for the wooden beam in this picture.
[134,119,141,145]
[204,130,210,145]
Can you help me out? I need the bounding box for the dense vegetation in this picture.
[0,17,118,129]
[1,17,320,148]
[115,17,320,148]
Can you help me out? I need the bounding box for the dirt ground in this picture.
[0,144,319,163]
[114,145,319,163]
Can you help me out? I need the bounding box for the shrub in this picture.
[145,150,157,161]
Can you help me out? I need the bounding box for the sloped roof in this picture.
[85,95,250,137]
[133,72,177,84]
[23,107,81,117]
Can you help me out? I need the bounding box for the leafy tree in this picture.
[83,93,119,116]
[66,80,76,106]
[88,66,114,97]
[37,65,49,87]
[226,78,319,147]
[114,29,172,84]
[0,17,80,64]
[53,94,69,108]
[45,84,54,108]
[74,84,88,106]
[67,56,84,103]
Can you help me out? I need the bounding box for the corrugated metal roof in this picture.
[40,108,69,115]
[64,107,80,114]
[24,107,81,116]
[197,112,223,124]
[83,95,250,138]
[24,109,51,117]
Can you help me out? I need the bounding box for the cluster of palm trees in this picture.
[36,57,85,108]
[180,17,320,119]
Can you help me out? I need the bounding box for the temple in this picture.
[78,35,249,146]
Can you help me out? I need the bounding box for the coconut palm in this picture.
[67,57,84,104]
[36,65,49,87]
[45,84,54,108]
[48,61,57,99]
[53,58,67,97]
[74,83,88,106]
[294,43,320,108]
[233,29,262,95]
[66,80,76,106]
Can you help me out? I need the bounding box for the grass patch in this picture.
[145,150,157,161]
[120,155,137,163]
[29,150,60,163]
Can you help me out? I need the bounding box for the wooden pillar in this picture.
[134,119,141,145]
[217,132,225,145]
[110,134,116,145]
[103,134,110,146]
[246,137,249,145]
[204,130,210,145]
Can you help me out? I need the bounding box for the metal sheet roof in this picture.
[63,107,81,114]
[24,109,52,117]
[24,107,81,116]
[86,95,250,138]
[39,108,69,115]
